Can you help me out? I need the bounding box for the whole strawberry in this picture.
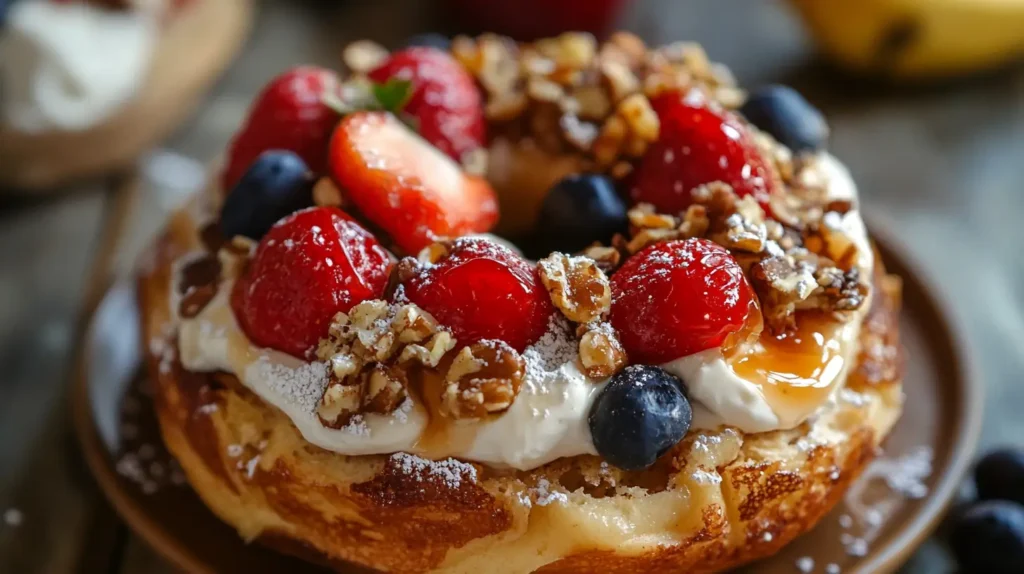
[221,67,342,191]
[231,206,393,359]
[368,47,485,162]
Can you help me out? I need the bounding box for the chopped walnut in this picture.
[318,375,365,427]
[312,177,345,208]
[749,256,818,333]
[537,253,612,323]
[342,40,388,74]
[628,203,676,229]
[577,323,627,378]
[363,364,408,414]
[804,212,859,271]
[447,32,741,176]
[442,341,525,419]
[805,266,869,314]
[580,245,622,274]
[417,240,452,265]
[315,300,455,426]
[398,331,456,368]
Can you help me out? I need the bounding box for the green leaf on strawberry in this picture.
[372,78,414,114]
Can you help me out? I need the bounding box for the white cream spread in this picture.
[173,152,873,470]
[0,1,159,132]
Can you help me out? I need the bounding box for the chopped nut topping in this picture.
[449,31,741,176]
[580,245,622,274]
[537,253,612,323]
[749,257,818,333]
[312,177,345,208]
[177,254,221,318]
[417,240,452,265]
[577,323,628,379]
[179,285,217,319]
[315,300,454,426]
[363,364,408,414]
[342,40,389,74]
[442,341,525,419]
[398,331,456,368]
[318,377,364,427]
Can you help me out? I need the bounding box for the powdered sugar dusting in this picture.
[389,452,477,488]
[533,478,568,506]
[523,314,577,380]
[252,357,329,416]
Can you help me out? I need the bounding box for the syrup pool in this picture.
[730,313,848,424]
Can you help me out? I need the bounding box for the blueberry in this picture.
[588,365,692,471]
[220,150,314,240]
[976,448,1024,505]
[950,500,1024,574]
[403,33,451,51]
[533,174,627,256]
[740,85,828,153]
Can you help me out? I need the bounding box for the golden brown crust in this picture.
[139,202,903,573]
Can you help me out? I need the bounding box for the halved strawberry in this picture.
[329,111,499,254]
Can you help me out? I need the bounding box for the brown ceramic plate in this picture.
[72,230,982,574]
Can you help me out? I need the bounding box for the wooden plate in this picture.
[0,0,253,191]
[71,232,982,574]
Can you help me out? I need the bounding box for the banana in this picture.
[789,0,1024,79]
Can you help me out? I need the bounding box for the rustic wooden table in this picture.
[1,0,1022,572]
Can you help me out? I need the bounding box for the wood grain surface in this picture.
[1,0,1022,572]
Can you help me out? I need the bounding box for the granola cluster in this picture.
[451,32,741,178]
[610,179,869,333]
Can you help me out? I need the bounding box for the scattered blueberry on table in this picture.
[588,365,692,471]
[220,150,314,241]
[975,448,1024,505]
[740,84,829,153]
[533,174,627,257]
[948,446,1024,573]
[950,500,1024,574]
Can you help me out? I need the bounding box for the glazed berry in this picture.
[588,365,692,471]
[401,237,554,352]
[329,111,498,254]
[220,150,313,240]
[976,448,1024,505]
[534,174,628,256]
[222,67,342,191]
[232,207,393,359]
[403,33,451,51]
[740,85,829,153]
[368,47,485,162]
[609,239,755,364]
[950,500,1024,574]
[630,91,779,214]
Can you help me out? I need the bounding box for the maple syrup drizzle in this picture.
[729,312,846,423]
[409,368,478,460]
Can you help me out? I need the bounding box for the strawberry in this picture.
[231,206,393,359]
[368,47,485,162]
[629,91,779,214]
[609,239,755,364]
[221,67,342,191]
[329,111,498,254]
[401,237,554,352]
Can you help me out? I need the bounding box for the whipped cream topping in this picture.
[0,1,159,132]
[173,152,873,470]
